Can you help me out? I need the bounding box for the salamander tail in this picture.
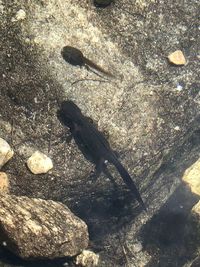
[111,157,146,211]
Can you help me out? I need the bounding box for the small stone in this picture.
[75,250,99,267]
[0,194,89,259]
[168,50,186,65]
[0,138,14,169]
[0,172,9,193]
[182,158,200,196]
[27,151,53,174]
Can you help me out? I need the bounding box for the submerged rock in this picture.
[0,194,89,259]
[191,201,200,244]
[192,201,200,220]
[0,172,9,193]
[0,138,14,169]
[182,158,200,196]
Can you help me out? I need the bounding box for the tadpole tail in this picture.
[110,157,147,211]
[84,57,115,78]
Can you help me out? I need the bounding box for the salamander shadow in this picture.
[70,183,144,241]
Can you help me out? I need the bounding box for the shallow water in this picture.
[0,130,199,267]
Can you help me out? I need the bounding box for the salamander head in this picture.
[57,100,82,127]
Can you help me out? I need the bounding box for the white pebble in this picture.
[0,138,14,169]
[27,151,53,174]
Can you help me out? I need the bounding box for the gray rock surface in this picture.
[0,194,89,259]
[0,0,199,266]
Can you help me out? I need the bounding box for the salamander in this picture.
[57,100,146,211]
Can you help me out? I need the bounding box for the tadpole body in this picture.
[61,46,114,78]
